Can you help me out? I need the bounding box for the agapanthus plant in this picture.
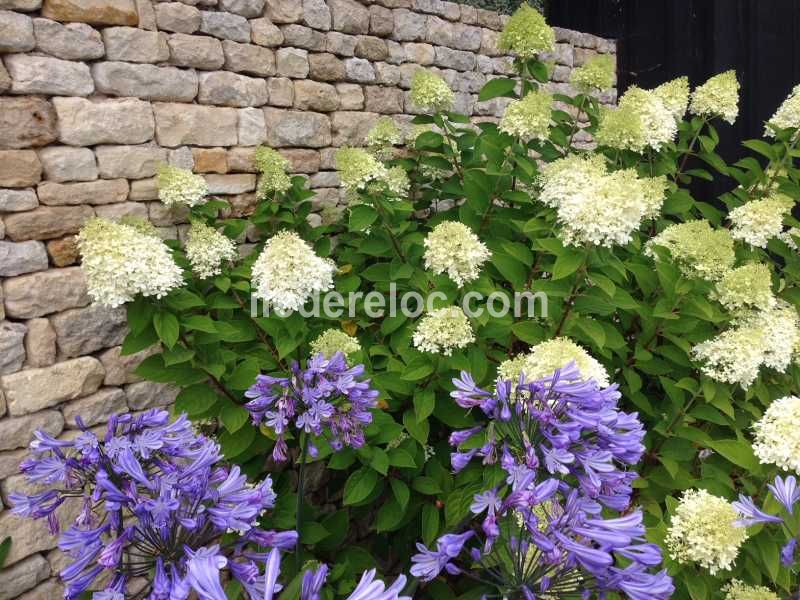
[10,410,295,599]
[245,352,380,462]
[410,365,672,599]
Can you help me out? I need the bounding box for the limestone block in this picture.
[41,0,138,25]
[167,33,224,69]
[219,0,264,17]
[0,553,49,599]
[250,16,283,46]
[336,83,363,110]
[102,26,169,62]
[281,23,326,51]
[5,54,94,96]
[98,344,157,385]
[200,10,249,42]
[153,102,238,146]
[308,52,345,81]
[0,150,41,188]
[23,317,56,367]
[0,189,37,212]
[364,85,403,113]
[369,4,393,36]
[404,41,434,64]
[51,304,127,357]
[344,57,375,82]
[326,30,356,56]
[276,47,309,78]
[3,206,93,242]
[237,107,266,146]
[129,176,158,200]
[1,266,89,317]
[92,61,198,101]
[192,147,228,173]
[330,110,380,146]
[37,146,97,182]
[197,71,268,107]
[204,173,256,194]
[329,0,369,34]
[94,200,146,220]
[125,380,178,409]
[154,2,200,33]
[302,0,330,30]
[434,46,475,71]
[95,144,167,179]
[54,97,155,146]
[222,40,275,76]
[355,35,388,61]
[0,96,57,149]
[263,108,330,147]
[37,179,128,206]
[62,387,127,428]
[0,410,63,451]
[0,240,48,277]
[0,9,34,52]
[0,0,41,10]
[46,235,79,267]
[267,76,294,106]
[0,494,80,564]
[374,61,400,85]
[392,8,426,41]
[264,0,301,24]
[293,79,339,112]
[0,321,26,375]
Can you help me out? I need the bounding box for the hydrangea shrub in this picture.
[61,4,800,598]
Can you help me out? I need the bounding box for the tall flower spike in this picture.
[309,328,362,360]
[730,193,794,248]
[185,220,238,279]
[251,230,336,313]
[157,164,209,208]
[570,53,616,92]
[422,221,491,287]
[767,83,800,135]
[335,146,389,194]
[498,337,610,388]
[665,488,747,574]
[77,217,184,307]
[254,146,292,197]
[498,90,553,140]
[412,306,475,355]
[409,69,454,113]
[690,69,740,124]
[596,86,677,152]
[497,3,555,58]
[653,76,690,120]
[366,116,404,159]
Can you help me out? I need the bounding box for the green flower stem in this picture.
[229,289,287,369]
[295,431,309,572]
[179,334,239,403]
[672,117,708,182]
[564,95,589,153]
[440,118,465,183]
[552,253,590,337]
[373,199,406,261]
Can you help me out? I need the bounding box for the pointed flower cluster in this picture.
[752,395,800,473]
[646,219,735,280]
[690,70,740,124]
[245,352,379,462]
[409,69,454,113]
[254,146,292,197]
[498,90,553,140]
[730,193,794,248]
[497,3,555,59]
[412,306,475,355]
[309,328,362,360]
[596,86,677,152]
[77,217,184,307]
[10,410,293,599]
[653,76,690,120]
[157,164,209,208]
[185,220,238,279]
[423,221,491,287]
[767,84,800,135]
[411,365,671,599]
[540,154,667,247]
[722,580,780,600]
[713,263,775,313]
[366,116,404,159]
[570,54,616,92]
[335,146,389,193]
[251,230,336,313]
[498,337,610,389]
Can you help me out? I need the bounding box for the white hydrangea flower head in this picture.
[423,221,491,287]
[497,4,555,59]
[498,337,610,388]
[569,54,615,92]
[410,69,455,113]
[665,488,747,575]
[335,147,389,194]
[254,146,292,197]
[412,306,475,355]
[713,263,775,313]
[366,117,404,158]
[310,329,362,360]
[766,84,800,135]
[653,76,690,120]
[499,90,553,140]
[730,193,794,248]
[375,166,410,197]
[690,70,740,124]
[722,580,780,600]
[251,230,336,313]
[646,220,735,281]
[185,221,238,280]
[753,395,800,473]
[778,227,800,250]
[596,86,677,152]
[540,154,667,247]
[77,217,184,308]
[157,165,209,208]
[758,301,800,373]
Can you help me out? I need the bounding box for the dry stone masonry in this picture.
[0,0,615,595]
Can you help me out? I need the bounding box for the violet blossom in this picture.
[245,352,379,461]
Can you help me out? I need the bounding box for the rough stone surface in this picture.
[276,47,309,78]
[294,79,339,111]
[393,8,426,41]
[309,52,345,81]
[336,82,363,109]
[154,2,200,33]
[250,16,282,46]
[238,107,266,145]
[23,318,56,368]
[167,32,224,69]
[0,555,49,599]
[200,9,249,42]
[153,102,238,146]
[0,188,37,212]
[37,146,97,182]
[62,387,127,428]
[364,85,403,113]
[263,107,331,147]
[41,0,137,25]
[37,178,128,205]
[267,76,293,106]
[355,35,388,61]
[205,173,255,194]
[125,380,178,409]
[46,235,78,266]
[51,304,127,357]
[302,0,329,30]
[0,61,10,93]
[53,97,155,146]
[219,0,263,18]
[0,495,80,564]
[0,150,41,187]
[0,9,34,52]
[222,40,275,76]
[95,144,167,178]
[0,0,41,11]
[344,57,375,82]
[0,410,62,451]
[369,4,393,36]
[102,25,169,62]
[1,266,88,317]
[329,0,368,34]
[264,0,301,24]
[5,54,94,96]
[0,240,48,277]
[1,356,104,415]
[198,70,268,107]
[192,147,227,173]
[0,321,26,375]
[98,344,155,385]
[0,96,57,149]
[331,110,380,146]
[92,61,199,102]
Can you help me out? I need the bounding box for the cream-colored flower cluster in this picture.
[666,488,748,575]
[412,307,474,355]
[690,70,740,124]
[596,86,677,152]
[499,90,553,140]
[310,328,362,360]
[157,165,209,208]
[410,69,454,113]
[335,147,389,193]
[713,263,775,313]
[646,220,735,281]
[654,76,690,120]
[377,166,410,197]
[569,54,615,92]
[497,4,555,59]
[752,395,800,473]
[423,221,491,287]
[722,580,780,600]
[185,221,237,280]
[767,84,800,135]
[540,154,667,247]
[498,337,610,388]
[251,230,336,313]
[78,217,184,308]
[366,117,404,159]
[254,146,292,197]
[730,193,794,248]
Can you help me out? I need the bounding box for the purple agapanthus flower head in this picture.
[245,352,380,461]
[10,410,295,599]
[411,365,673,599]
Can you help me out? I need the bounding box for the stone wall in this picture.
[0,0,615,595]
